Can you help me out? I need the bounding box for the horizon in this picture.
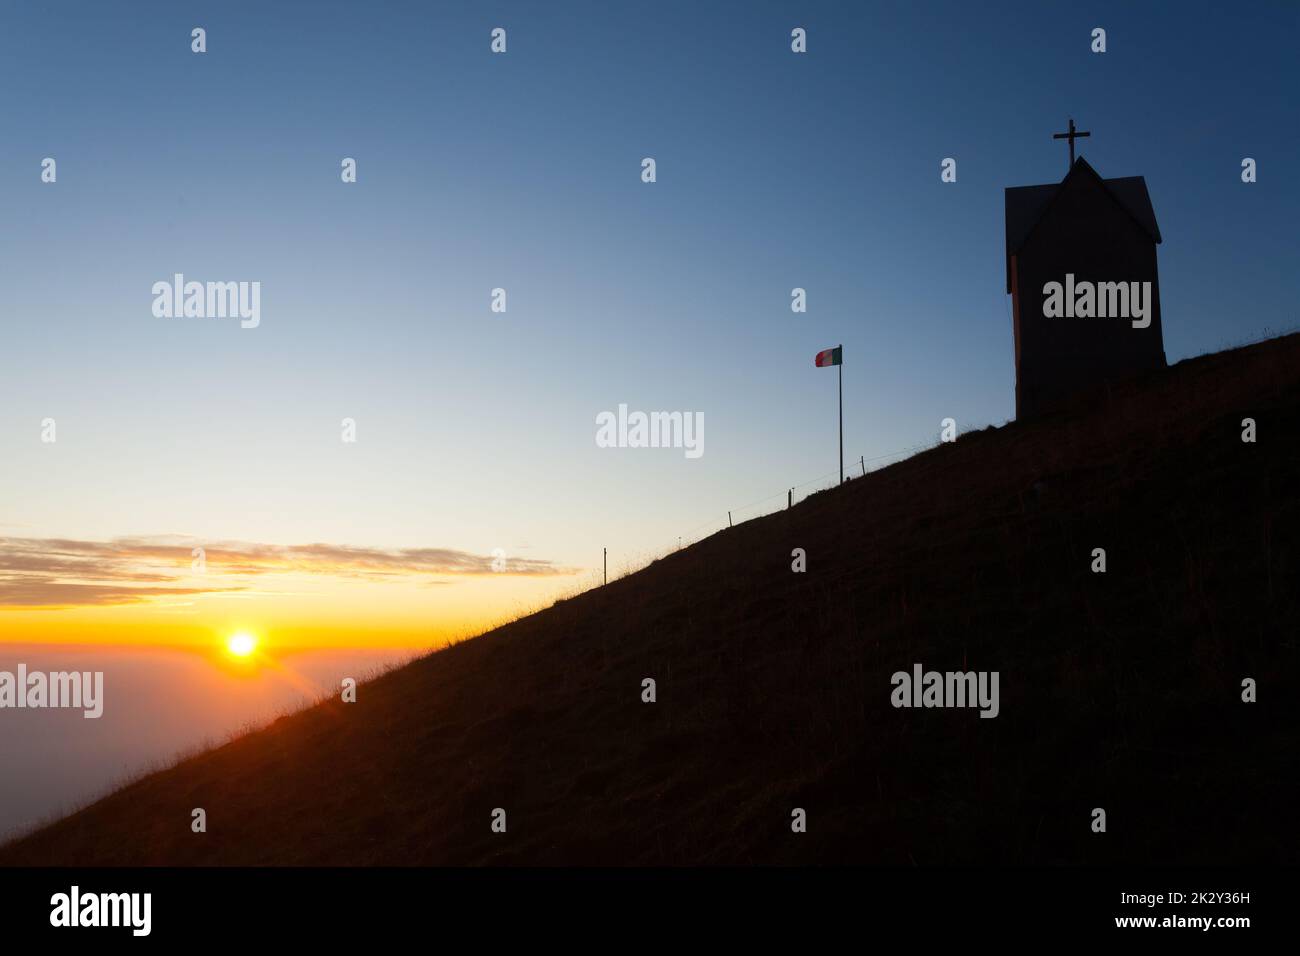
[4,1,1297,655]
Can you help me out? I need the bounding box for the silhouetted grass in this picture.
[2,334,1297,865]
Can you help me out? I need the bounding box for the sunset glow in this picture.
[0,534,586,651]
[226,633,258,657]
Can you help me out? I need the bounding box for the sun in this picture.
[226,632,258,658]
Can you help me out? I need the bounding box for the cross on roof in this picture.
[1052,118,1091,170]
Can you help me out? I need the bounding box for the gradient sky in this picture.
[1,1,1297,649]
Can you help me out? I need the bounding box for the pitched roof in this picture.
[1004,156,1161,292]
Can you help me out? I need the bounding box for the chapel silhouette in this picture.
[1005,121,1167,419]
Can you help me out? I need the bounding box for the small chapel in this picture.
[1005,120,1167,419]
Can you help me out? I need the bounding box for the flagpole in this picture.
[838,343,843,486]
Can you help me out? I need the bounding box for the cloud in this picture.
[0,582,236,608]
[0,536,577,609]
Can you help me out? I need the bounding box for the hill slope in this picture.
[4,335,1299,865]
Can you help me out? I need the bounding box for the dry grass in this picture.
[2,333,1297,866]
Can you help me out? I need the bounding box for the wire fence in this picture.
[592,323,1300,589]
[675,438,942,547]
[587,434,955,589]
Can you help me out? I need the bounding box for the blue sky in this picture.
[1,0,1297,581]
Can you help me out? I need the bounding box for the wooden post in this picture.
[860,455,866,477]
[728,511,733,528]
[787,489,792,509]
[603,548,607,585]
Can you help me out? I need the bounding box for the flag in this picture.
[814,346,842,367]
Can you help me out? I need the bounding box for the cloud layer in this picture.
[0,536,575,608]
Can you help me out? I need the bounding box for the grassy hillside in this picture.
[4,334,1298,866]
